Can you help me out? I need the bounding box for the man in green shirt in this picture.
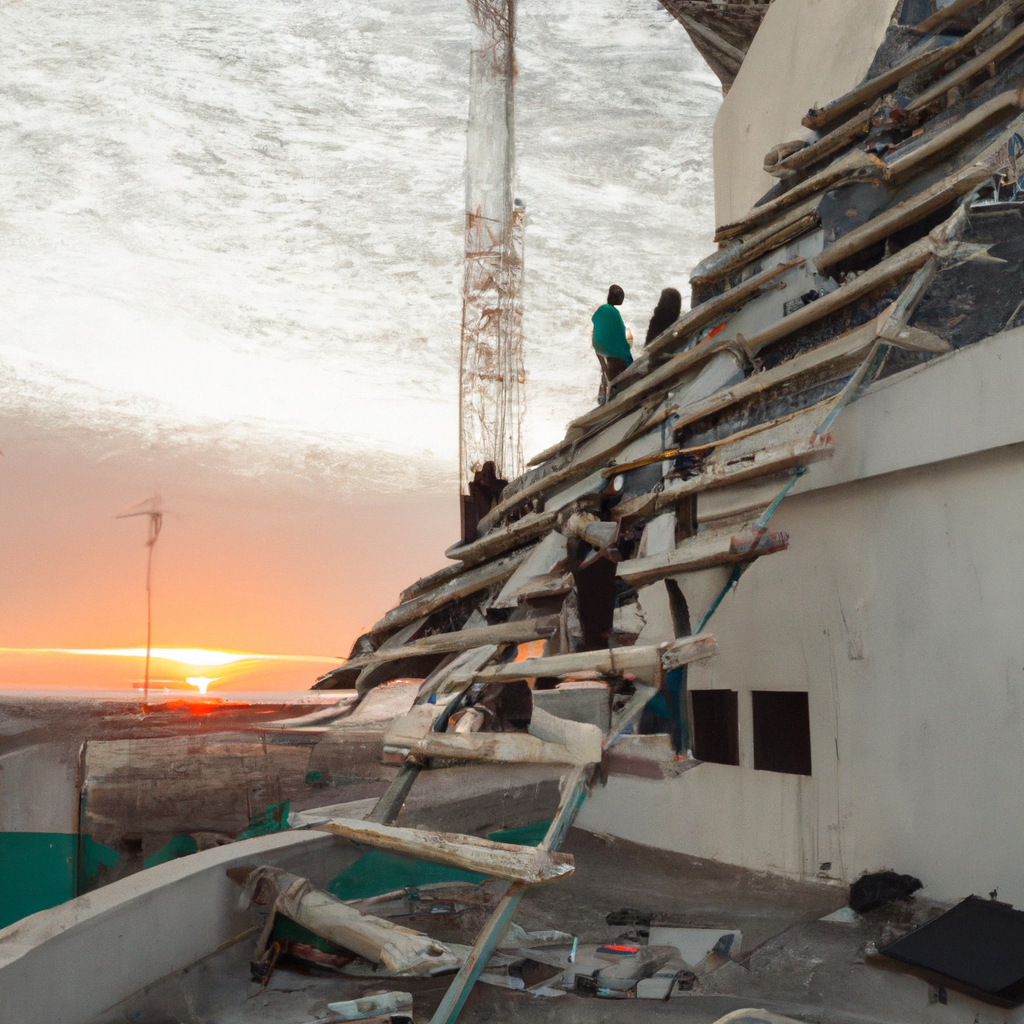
[591,284,631,403]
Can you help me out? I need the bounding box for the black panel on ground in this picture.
[691,690,739,766]
[751,690,812,775]
[881,896,1024,1007]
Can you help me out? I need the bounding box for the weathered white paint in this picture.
[585,328,1024,906]
[713,0,898,225]
[0,829,359,1024]
[0,743,79,833]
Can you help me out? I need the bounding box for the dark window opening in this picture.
[752,690,812,775]
[690,690,739,766]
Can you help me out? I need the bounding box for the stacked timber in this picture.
[320,0,1024,751]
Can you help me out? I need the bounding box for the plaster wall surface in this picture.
[583,329,1024,907]
[712,0,897,225]
[0,743,78,833]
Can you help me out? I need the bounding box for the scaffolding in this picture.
[458,0,526,498]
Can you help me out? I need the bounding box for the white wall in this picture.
[712,0,898,225]
[583,329,1024,907]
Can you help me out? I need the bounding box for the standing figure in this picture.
[591,284,632,404]
[645,287,682,346]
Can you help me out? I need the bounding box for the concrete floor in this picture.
[93,827,956,1024]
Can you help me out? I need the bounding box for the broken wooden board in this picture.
[490,530,569,610]
[409,730,594,767]
[617,528,790,587]
[448,635,717,688]
[317,818,574,884]
[608,257,804,396]
[372,547,534,634]
[342,617,559,673]
[802,2,1022,131]
[614,433,835,521]
[443,510,559,566]
[229,864,462,975]
[476,402,660,533]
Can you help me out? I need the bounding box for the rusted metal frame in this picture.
[908,21,1024,112]
[803,0,1024,131]
[714,150,886,243]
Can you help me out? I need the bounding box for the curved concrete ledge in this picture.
[0,829,360,1024]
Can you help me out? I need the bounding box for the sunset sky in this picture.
[0,0,718,692]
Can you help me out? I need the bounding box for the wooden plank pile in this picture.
[289,2,1024,1016]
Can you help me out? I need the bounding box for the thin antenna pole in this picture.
[117,495,165,711]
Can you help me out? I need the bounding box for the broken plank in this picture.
[399,563,468,605]
[712,149,886,244]
[343,617,559,672]
[814,162,995,273]
[743,202,966,360]
[691,209,819,287]
[451,635,717,687]
[802,2,1021,130]
[476,402,659,534]
[767,104,877,180]
[907,23,1024,113]
[614,434,835,521]
[317,818,574,884]
[409,730,591,767]
[617,528,789,587]
[373,547,535,634]
[887,87,1024,185]
[444,510,559,566]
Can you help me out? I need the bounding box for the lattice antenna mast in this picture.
[459,0,526,496]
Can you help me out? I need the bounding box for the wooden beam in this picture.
[400,563,469,605]
[713,149,885,243]
[692,210,819,288]
[409,730,594,767]
[617,528,789,587]
[767,104,877,180]
[318,818,574,884]
[907,23,1024,113]
[475,401,660,534]
[342,617,558,672]
[373,547,534,634]
[588,257,805,409]
[888,87,1024,184]
[444,510,558,565]
[453,634,717,686]
[613,433,835,521]
[744,203,966,360]
[814,161,996,272]
[802,0,1024,131]
[917,0,991,34]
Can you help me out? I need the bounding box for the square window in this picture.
[690,689,739,766]
[752,691,812,775]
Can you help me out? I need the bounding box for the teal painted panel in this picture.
[0,833,76,929]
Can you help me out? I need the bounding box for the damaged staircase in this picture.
[289,0,1024,1015]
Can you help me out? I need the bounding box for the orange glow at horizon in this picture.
[0,647,345,694]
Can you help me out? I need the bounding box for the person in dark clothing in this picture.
[645,287,682,346]
[591,284,631,403]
